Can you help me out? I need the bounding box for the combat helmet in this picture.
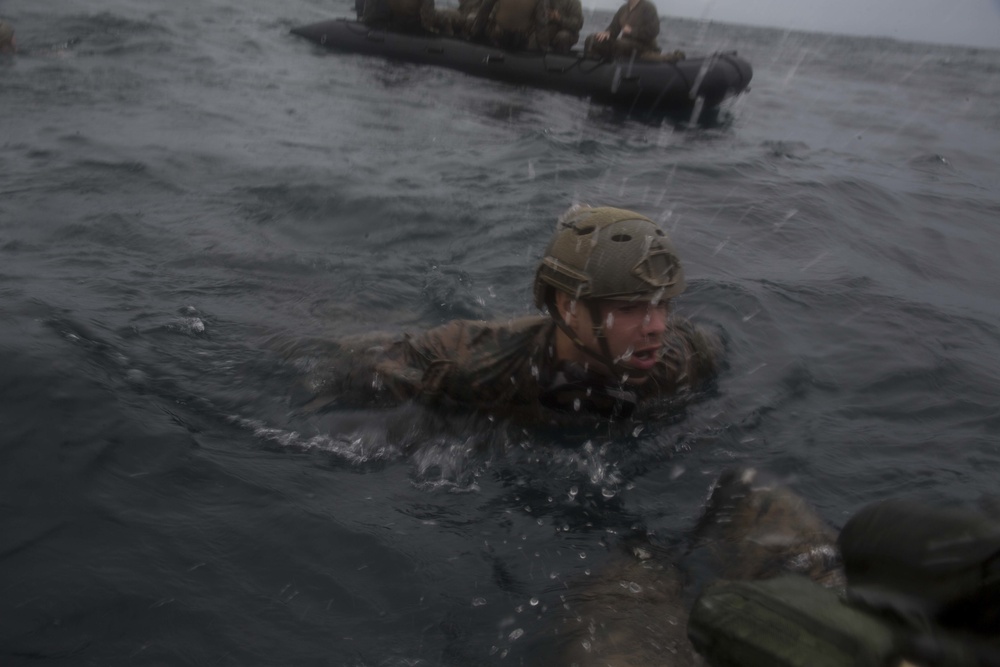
[533,205,686,379]
[533,205,686,311]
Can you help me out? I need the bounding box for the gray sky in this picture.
[585,0,1000,50]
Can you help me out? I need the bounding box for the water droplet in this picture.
[578,552,587,559]
[573,398,581,411]
[509,628,524,641]
[602,488,616,499]
[529,597,539,606]
[629,582,642,593]
[568,486,578,499]
[472,597,487,607]
[605,312,615,328]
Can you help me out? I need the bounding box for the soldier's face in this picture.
[558,293,670,383]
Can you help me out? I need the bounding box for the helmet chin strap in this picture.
[547,293,652,382]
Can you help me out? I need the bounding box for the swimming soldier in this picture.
[294,205,720,426]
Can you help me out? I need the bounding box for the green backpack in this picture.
[688,499,1000,667]
[688,576,895,667]
[838,498,1000,637]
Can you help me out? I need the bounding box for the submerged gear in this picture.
[533,205,687,376]
[839,498,1000,637]
[690,499,1000,667]
[689,576,897,667]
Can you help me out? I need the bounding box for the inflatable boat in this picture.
[291,19,752,115]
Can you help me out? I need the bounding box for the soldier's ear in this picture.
[554,291,577,324]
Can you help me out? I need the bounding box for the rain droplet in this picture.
[509,628,524,641]
[568,486,578,499]
[601,488,616,499]
[629,582,642,593]
[578,552,587,559]
[529,597,539,606]
[472,597,487,607]
[573,398,581,411]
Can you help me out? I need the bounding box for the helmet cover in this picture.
[533,205,686,310]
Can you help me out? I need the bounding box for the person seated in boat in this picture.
[469,0,546,51]
[534,0,583,53]
[360,0,444,34]
[584,0,661,59]
[287,205,721,427]
[436,0,484,38]
[0,20,16,55]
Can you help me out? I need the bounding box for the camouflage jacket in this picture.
[304,315,720,424]
[605,0,659,48]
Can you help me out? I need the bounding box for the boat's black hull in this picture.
[291,19,752,114]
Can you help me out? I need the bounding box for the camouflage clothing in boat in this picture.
[535,0,583,53]
[584,0,660,58]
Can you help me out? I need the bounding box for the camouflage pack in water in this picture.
[838,498,1000,637]
[688,575,896,667]
[689,498,1000,667]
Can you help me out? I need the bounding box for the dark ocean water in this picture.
[2,0,1000,664]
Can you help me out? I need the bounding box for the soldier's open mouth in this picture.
[628,347,660,369]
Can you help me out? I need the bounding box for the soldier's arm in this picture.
[563,0,583,32]
[604,5,624,37]
[631,3,660,43]
[664,317,722,390]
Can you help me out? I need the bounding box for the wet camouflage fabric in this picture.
[302,315,720,425]
[535,0,583,52]
[585,0,660,57]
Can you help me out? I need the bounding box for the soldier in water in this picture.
[292,205,720,427]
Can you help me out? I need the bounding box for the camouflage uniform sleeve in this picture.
[605,4,625,36]
[561,0,583,33]
[631,1,660,45]
[661,317,722,391]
